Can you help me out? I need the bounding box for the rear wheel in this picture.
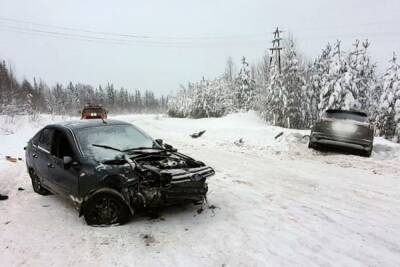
[83,193,131,226]
[308,141,317,149]
[29,168,51,195]
[361,149,372,157]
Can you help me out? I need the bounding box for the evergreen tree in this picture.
[318,40,346,114]
[281,38,305,128]
[378,53,400,142]
[234,57,256,111]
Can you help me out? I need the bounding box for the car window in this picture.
[38,128,54,152]
[32,131,41,146]
[51,130,74,159]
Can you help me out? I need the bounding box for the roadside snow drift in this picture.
[1,112,400,267]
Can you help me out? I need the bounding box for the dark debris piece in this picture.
[18,187,25,191]
[0,194,8,201]
[190,130,206,138]
[208,204,218,210]
[274,131,284,139]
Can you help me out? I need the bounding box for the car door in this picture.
[48,128,80,196]
[35,128,56,189]
[26,130,41,169]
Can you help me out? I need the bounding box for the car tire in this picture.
[83,192,131,226]
[361,149,372,157]
[308,141,316,149]
[29,168,51,196]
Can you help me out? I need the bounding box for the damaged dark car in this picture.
[309,109,374,157]
[25,119,214,225]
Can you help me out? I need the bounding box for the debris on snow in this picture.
[234,138,244,146]
[190,130,206,138]
[274,131,284,139]
[141,233,156,246]
[5,156,17,163]
[208,204,218,210]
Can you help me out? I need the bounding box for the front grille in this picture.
[160,166,215,184]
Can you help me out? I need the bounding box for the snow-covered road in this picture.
[1,113,400,266]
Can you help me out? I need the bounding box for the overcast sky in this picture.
[0,0,399,95]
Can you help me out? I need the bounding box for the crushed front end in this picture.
[119,150,215,209]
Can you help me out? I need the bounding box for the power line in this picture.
[0,25,269,48]
[0,17,267,41]
[1,16,400,49]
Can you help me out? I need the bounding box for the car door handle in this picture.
[47,163,55,168]
[32,153,38,158]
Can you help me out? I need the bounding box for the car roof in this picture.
[325,109,368,117]
[48,119,131,131]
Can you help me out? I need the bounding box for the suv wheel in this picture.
[308,141,316,149]
[29,169,51,195]
[83,193,130,226]
[361,149,372,157]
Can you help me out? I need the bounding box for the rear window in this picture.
[83,108,105,114]
[324,111,367,122]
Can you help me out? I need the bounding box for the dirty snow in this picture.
[1,112,400,267]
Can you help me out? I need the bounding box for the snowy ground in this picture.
[1,112,400,267]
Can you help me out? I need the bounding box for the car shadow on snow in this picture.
[130,203,209,224]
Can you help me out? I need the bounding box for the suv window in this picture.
[52,130,74,159]
[324,111,367,123]
[38,128,54,152]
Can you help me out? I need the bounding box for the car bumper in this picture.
[162,182,208,202]
[310,132,373,151]
[161,166,213,201]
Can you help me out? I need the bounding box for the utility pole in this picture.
[270,27,283,73]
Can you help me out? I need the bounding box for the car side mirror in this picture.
[63,156,73,165]
[164,143,177,152]
[155,139,163,146]
[63,156,78,168]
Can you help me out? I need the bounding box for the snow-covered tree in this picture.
[260,61,286,126]
[281,38,306,128]
[233,57,256,111]
[318,40,377,115]
[258,38,305,128]
[318,40,346,114]
[377,53,400,142]
[342,39,377,110]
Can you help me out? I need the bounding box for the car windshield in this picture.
[324,111,367,123]
[75,124,154,160]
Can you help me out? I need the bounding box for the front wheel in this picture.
[83,193,131,226]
